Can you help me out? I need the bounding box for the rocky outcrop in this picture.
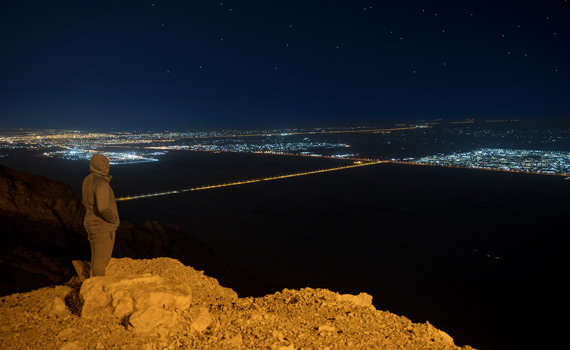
[0,257,476,349]
[0,164,85,247]
[0,165,227,296]
[79,272,194,335]
[0,164,87,295]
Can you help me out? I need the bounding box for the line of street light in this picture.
[116,161,385,201]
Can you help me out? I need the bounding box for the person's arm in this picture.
[95,182,117,223]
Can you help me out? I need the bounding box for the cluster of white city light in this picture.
[2,126,570,175]
[0,126,378,149]
[0,129,355,160]
[159,138,349,155]
[42,149,161,165]
[0,129,354,162]
[408,148,570,175]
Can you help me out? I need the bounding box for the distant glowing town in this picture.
[1,121,569,178]
[403,149,570,176]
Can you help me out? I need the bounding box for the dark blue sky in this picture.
[1,0,569,130]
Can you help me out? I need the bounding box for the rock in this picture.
[0,257,474,350]
[190,306,213,332]
[279,346,295,350]
[272,330,285,341]
[221,334,243,348]
[411,321,455,345]
[427,322,455,345]
[128,306,178,333]
[39,297,68,317]
[80,273,192,319]
[318,325,337,333]
[57,328,77,340]
[270,345,296,350]
[336,292,373,307]
[59,341,83,350]
[438,330,454,345]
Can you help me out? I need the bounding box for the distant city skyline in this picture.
[2,124,569,202]
[1,1,569,130]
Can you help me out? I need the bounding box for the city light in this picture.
[2,122,569,200]
[403,148,570,176]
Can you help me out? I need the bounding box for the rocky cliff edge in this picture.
[0,164,229,296]
[0,257,475,350]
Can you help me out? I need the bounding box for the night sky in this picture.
[1,0,569,130]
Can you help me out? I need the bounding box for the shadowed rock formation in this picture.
[0,164,228,296]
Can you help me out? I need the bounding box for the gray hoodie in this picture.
[82,154,120,234]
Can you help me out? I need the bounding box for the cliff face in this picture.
[0,165,222,296]
[0,164,86,249]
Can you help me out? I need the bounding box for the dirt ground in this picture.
[0,257,476,350]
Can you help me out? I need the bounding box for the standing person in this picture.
[82,154,120,277]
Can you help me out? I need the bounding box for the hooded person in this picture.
[82,154,120,277]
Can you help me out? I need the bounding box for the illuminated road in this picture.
[116,161,386,201]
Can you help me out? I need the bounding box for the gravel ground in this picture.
[0,258,476,350]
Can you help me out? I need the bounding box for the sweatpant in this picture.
[88,231,116,277]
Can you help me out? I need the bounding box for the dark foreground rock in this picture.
[0,164,229,296]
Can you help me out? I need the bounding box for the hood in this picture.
[89,154,111,178]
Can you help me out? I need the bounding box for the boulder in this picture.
[190,306,213,332]
[128,306,178,333]
[79,273,192,320]
[336,292,373,307]
[411,321,455,345]
[39,297,68,317]
[59,341,84,350]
